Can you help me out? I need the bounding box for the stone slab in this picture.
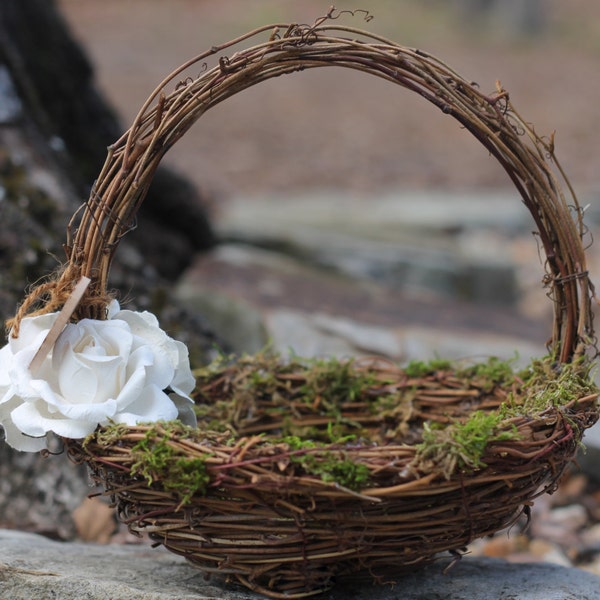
[1,529,600,599]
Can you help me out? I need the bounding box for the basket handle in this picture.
[10,16,595,364]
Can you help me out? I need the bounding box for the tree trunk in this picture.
[0,0,218,539]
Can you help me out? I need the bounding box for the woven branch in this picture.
[68,354,599,598]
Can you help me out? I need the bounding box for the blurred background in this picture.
[55,0,600,361]
[2,0,600,576]
[60,0,600,195]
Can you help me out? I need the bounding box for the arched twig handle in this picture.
[10,15,595,364]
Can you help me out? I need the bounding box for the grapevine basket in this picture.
[8,11,600,599]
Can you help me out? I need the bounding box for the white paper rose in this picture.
[0,301,196,452]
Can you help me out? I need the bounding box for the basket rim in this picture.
[72,352,599,486]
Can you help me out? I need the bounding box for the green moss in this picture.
[416,410,517,476]
[404,358,453,378]
[298,357,378,405]
[309,456,371,490]
[129,423,210,504]
[274,435,370,491]
[461,355,518,391]
[501,356,598,418]
[292,451,371,491]
[414,355,598,478]
[86,422,131,448]
[192,352,597,485]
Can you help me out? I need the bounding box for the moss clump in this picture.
[461,355,518,392]
[501,356,598,418]
[275,435,371,491]
[86,422,131,448]
[308,456,371,491]
[416,410,517,477]
[404,358,453,378]
[193,351,386,442]
[297,357,378,405]
[129,423,210,504]
[414,355,598,478]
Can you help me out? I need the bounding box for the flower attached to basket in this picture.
[0,296,196,452]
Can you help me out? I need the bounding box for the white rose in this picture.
[0,301,196,452]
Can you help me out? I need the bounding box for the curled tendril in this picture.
[505,114,526,136]
[269,27,281,42]
[219,56,232,74]
[175,76,194,90]
[219,55,249,74]
[320,6,374,24]
[284,6,375,47]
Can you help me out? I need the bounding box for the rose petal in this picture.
[106,299,121,319]
[114,385,178,425]
[10,400,98,439]
[0,420,48,452]
[9,345,57,403]
[8,312,58,354]
[0,395,47,452]
[135,344,174,391]
[0,344,13,389]
[27,378,118,423]
[170,393,197,428]
[169,340,196,397]
[111,345,154,409]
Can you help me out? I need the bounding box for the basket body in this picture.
[68,358,598,597]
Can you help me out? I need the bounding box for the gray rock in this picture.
[0,65,22,124]
[577,426,600,482]
[176,243,545,363]
[1,529,600,600]
[216,191,526,304]
[264,308,541,367]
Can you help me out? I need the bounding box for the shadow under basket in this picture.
[10,12,600,600]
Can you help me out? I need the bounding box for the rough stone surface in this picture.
[217,192,526,305]
[1,529,600,600]
[578,426,600,481]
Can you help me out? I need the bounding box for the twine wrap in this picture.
[9,10,599,598]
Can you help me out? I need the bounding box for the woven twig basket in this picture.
[9,12,600,599]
